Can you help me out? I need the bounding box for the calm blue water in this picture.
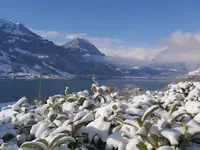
[0,79,175,103]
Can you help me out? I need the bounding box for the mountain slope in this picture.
[0,19,119,77]
[0,20,81,76]
[0,19,186,78]
[62,38,105,56]
[188,68,200,76]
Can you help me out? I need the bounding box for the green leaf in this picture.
[36,139,49,148]
[105,89,110,94]
[44,106,50,114]
[169,102,179,115]
[142,105,159,122]
[136,142,148,150]
[112,105,118,111]
[49,103,53,108]
[123,122,138,129]
[50,134,66,148]
[92,77,99,86]
[72,122,89,136]
[65,87,69,96]
[181,123,188,131]
[137,134,148,141]
[78,97,86,106]
[50,114,56,122]
[145,122,152,132]
[91,84,98,93]
[171,113,185,122]
[66,97,76,102]
[165,123,172,128]
[52,97,56,106]
[137,118,143,127]
[53,139,75,148]
[184,132,192,141]
[20,142,44,150]
[14,110,20,113]
[137,105,143,109]
[150,134,159,149]
[111,116,125,124]
[1,143,8,147]
[56,105,63,114]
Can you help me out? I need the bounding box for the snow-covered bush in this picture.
[1,79,200,149]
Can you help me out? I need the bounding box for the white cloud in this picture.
[109,47,166,61]
[155,31,200,62]
[32,30,164,61]
[65,33,160,60]
[66,31,200,63]
[30,29,63,38]
[65,33,123,44]
[65,33,87,40]
[56,42,66,46]
[29,28,200,63]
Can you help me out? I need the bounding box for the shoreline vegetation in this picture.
[0,77,200,149]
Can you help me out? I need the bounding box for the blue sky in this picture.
[1,0,200,60]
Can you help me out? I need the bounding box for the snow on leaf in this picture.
[20,142,45,150]
[142,105,159,122]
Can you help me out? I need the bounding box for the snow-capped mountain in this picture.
[0,19,188,78]
[0,19,119,77]
[62,38,105,56]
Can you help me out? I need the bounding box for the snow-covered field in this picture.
[1,78,200,149]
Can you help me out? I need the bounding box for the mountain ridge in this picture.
[0,19,187,78]
[62,38,105,56]
[0,19,120,78]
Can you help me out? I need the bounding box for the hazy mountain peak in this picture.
[65,38,93,48]
[62,38,105,56]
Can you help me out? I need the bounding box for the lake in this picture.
[0,79,176,103]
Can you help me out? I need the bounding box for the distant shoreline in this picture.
[0,75,184,81]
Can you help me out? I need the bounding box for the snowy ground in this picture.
[1,78,200,149]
